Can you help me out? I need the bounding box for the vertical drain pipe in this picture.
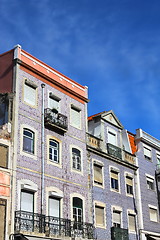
[41,84,45,218]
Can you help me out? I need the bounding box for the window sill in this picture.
[47,160,62,168]
[21,150,37,160]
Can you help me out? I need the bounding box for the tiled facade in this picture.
[0,45,160,240]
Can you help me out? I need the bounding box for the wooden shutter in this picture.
[21,191,34,212]
[49,97,59,110]
[144,147,151,158]
[94,164,102,184]
[95,206,104,225]
[108,131,116,145]
[0,145,8,168]
[0,199,6,240]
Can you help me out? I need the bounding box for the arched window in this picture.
[23,129,34,154]
[49,139,59,163]
[72,148,81,171]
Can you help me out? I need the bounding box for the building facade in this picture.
[0,45,160,240]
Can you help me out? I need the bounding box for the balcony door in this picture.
[21,190,34,213]
[49,197,60,218]
[73,197,83,223]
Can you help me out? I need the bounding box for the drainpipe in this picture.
[41,84,45,217]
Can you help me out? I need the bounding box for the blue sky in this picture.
[1,0,160,138]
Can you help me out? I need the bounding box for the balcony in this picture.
[111,227,129,240]
[107,143,122,160]
[44,108,68,132]
[15,211,95,239]
[87,133,103,150]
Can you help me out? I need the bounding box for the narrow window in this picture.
[21,190,34,213]
[49,139,59,163]
[149,207,158,222]
[73,197,83,223]
[111,170,119,191]
[94,164,103,186]
[146,177,155,190]
[113,210,121,228]
[144,146,151,161]
[23,129,34,154]
[128,214,136,232]
[71,106,81,129]
[49,94,60,111]
[95,205,105,227]
[108,131,117,145]
[126,176,133,195]
[24,82,37,106]
[72,148,81,171]
[49,197,60,218]
[0,145,8,168]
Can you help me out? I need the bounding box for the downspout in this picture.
[41,84,45,217]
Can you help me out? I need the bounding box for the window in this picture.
[144,145,151,161]
[95,205,105,227]
[49,93,60,111]
[49,197,60,218]
[73,197,83,223]
[146,176,155,190]
[49,139,59,163]
[0,145,8,168]
[72,148,81,171]
[71,106,81,129]
[111,170,119,191]
[126,176,133,195]
[24,81,37,106]
[94,163,103,186]
[113,210,121,228]
[0,199,6,240]
[157,153,160,166]
[128,214,136,232]
[23,129,34,154]
[108,130,117,145]
[21,190,34,212]
[149,207,158,222]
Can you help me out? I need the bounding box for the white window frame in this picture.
[94,201,106,229]
[23,128,35,154]
[125,173,134,196]
[127,210,136,233]
[70,193,85,222]
[47,135,62,168]
[20,124,37,160]
[148,205,158,222]
[112,206,122,228]
[143,144,152,161]
[93,160,104,188]
[70,105,81,129]
[110,167,120,193]
[146,174,155,191]
[107,127,117,146]
[70,145,83,175]
[48,92,61,112]
[23,79,37,107]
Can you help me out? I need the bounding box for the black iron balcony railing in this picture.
[111,227,129,240]
[107,143,122,159]
[44,108,68,131]
[15,211,95,239]
[15,211,45,233]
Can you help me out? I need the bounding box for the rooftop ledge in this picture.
[13,45,88,101]
[135,128,160,149]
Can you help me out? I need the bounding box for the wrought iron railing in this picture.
[111,227,129,240]
[15,211,45,233]
[107,143,122,159]
[15,211,95,239]
[44,108,68,130]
